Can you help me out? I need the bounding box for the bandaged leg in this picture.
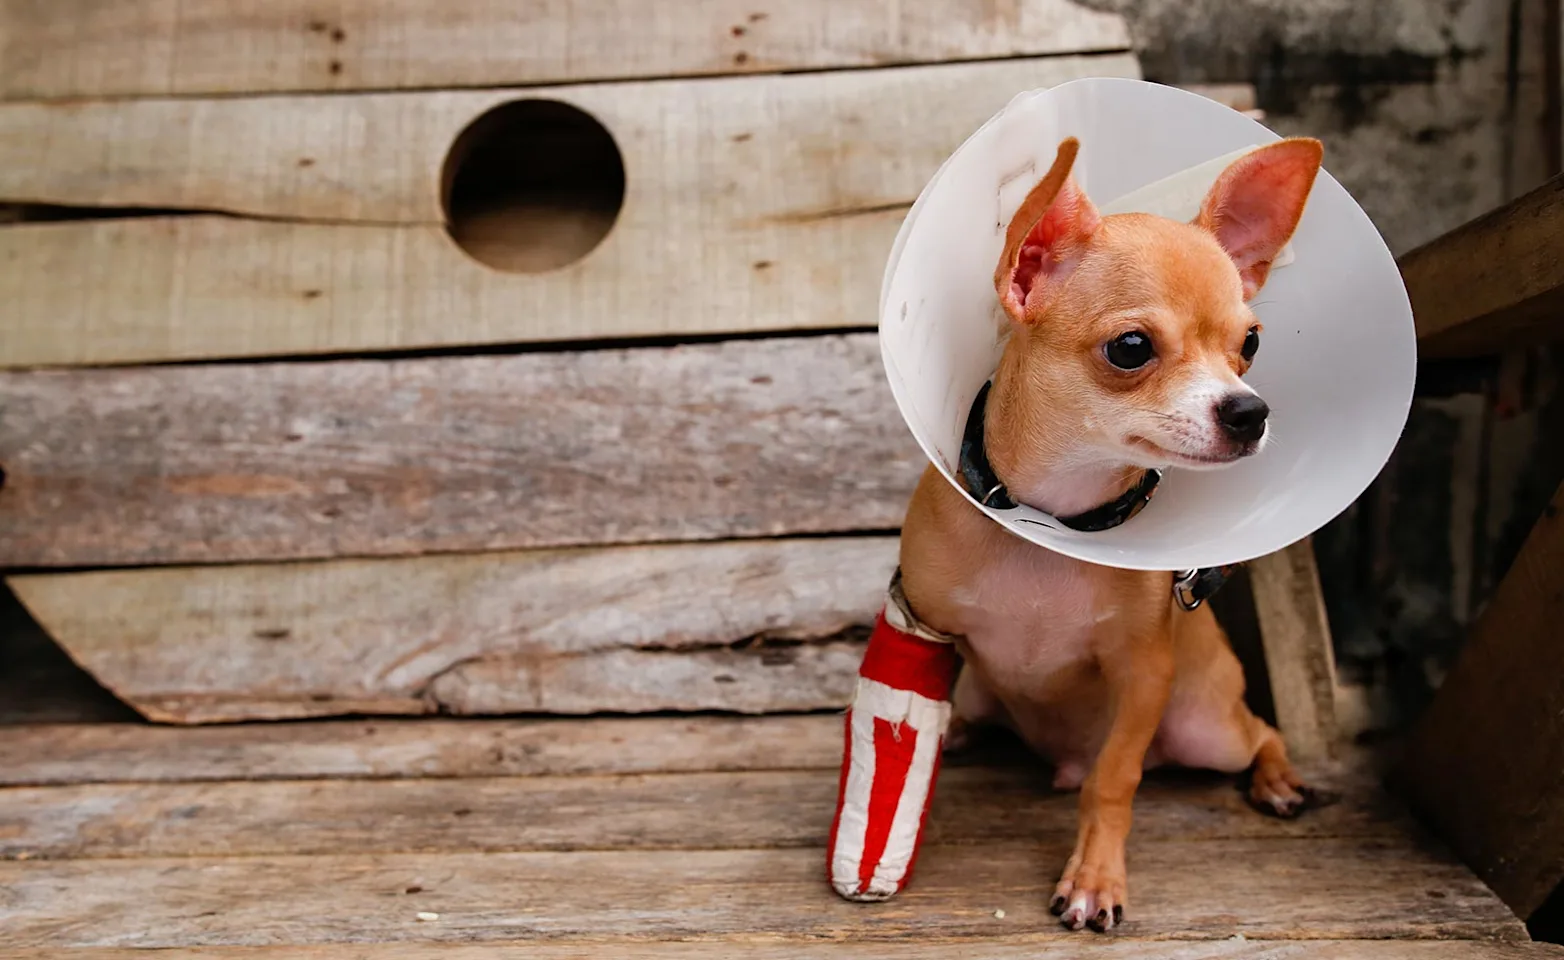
[827,579,958,901]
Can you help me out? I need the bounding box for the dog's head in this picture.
[988,136,1321,485]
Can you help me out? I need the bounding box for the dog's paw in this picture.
[1244,767,1341,819]
[1049,846,1127,933]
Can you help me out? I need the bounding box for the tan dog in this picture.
[898,136,1326,932]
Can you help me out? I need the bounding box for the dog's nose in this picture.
[1216,393,1269,444]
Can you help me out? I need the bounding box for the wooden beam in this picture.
[8,537,896,723]
[0,335,921,568]
[0,840,1522,946]
[1399,480,1564,918]
[0,0,1132,100]
[1248,538,1340,763]
[1400,174,1564,358]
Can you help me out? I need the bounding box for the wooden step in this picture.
[0,716,1530,950]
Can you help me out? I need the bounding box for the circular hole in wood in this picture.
[441,100,626,273]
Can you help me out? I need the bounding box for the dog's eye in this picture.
[1104,331,1155,370]
[1242,326,1260,361]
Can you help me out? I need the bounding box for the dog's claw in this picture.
[1049,894,1068,916]
[1113,905,1124,925]
[1088,908,1110,932]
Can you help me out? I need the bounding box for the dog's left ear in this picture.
[1196,138,1323,300]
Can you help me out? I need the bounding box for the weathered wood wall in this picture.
[0,3,1196,724]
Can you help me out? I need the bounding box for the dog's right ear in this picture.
[994,137,1101,324]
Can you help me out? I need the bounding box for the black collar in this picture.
[958,381,1162,533]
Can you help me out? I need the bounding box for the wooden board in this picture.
[1248,538,1340,762]
[0,335,920,567]
[0,75,1256,227]
[0,715,844,786]
[0,839,1521,946]
[1399,480,1564,917]
[9,537,897,723]
[5,943,1561,960]
[0,764,1400,861]
[1400,173,1564,358]
[0,55,1139,368]
[0,0,1132,100]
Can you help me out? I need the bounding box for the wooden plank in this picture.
[0,0,1132,100]
[0,715,845,786]
[9,536,897,723]
[1400,174,1564,358]
[1248,538,1340,762]
[0,335,919,567]
[4,943,1562,960]
[1399,480,1564,917]
[0,764,1398,862]
[0,55,1139,368]
[0,839,1522,946]
[0,75,1252,226]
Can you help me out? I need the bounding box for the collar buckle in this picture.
[1173,565,1238,611]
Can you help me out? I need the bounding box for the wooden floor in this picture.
[0,713,1559,959]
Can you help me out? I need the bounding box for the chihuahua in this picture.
[897,135,1326,932]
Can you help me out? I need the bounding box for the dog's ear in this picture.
[1196,138,1323,300]
[995,137,1101,324]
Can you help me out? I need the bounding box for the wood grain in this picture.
[3,943,1560,960]
[0,335,920,567]
[0,55,1139,368]
[1248,539,1340,762]
[0,0,1131,100]
[1400,173,1564,358]
[0,839,1521,947]
[0,764,1396,861]
[9,537,898,723]
[1399,480,1564,917]
[0,715,844,786]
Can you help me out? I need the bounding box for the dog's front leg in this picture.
[1051,630,1174,932]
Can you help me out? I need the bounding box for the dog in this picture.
[896,135,1327,932]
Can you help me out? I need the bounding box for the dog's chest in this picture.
[945,541,1111,684]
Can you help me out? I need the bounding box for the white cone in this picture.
[879,77,1416,571]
